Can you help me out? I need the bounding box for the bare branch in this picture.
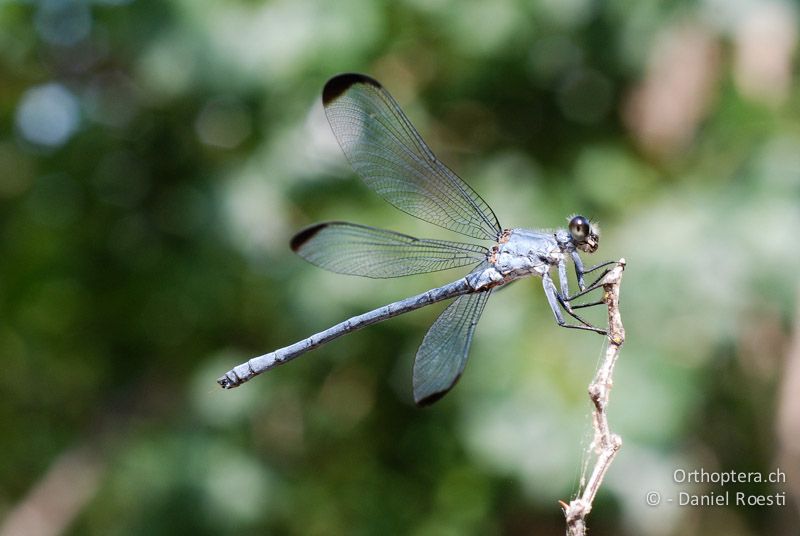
[564,259,626,536]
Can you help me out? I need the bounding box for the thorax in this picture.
[466,228,565,290]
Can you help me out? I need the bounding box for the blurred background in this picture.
[1,0,799,534]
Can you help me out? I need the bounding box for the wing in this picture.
[291,222,487,279]
[323,73,502,241]
[412,289,492,406]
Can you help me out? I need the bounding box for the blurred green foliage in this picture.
[1,0,799,535]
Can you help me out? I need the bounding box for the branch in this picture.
[563,259,626,536]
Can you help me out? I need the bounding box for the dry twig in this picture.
[563,259,626,536]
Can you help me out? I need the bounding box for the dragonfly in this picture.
[218,73,615,406]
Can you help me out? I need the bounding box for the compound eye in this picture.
[569,216,590,240]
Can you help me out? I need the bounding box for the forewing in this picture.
[323,74,502,241]
[291,222,487,278]
[412,290,492,406]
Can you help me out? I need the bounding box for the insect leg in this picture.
[583,259,618,274]
[543,273,607,335]
[566,267,613,301]
[571,299,605,310]
[559,257,602,310]
[570,251,586,291]
[558,257,571,302]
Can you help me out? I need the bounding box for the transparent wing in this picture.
[323,73,502,241]
[291,222,487,279]
[412,289,492,406]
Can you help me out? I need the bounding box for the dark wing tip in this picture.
[290,222,328,252]
[322,73,381,106]
[413,376,461,407]
[414,390,448,407]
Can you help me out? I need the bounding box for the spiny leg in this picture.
[556,258,603,322]
[556,291,606,331]
[566,267,613,301]
[570,251,586,290]
[571,256,616,291]
[561,270,609,308]
[558,257,571,302]
[564,282,607,310]
[543,273,607,335]
[583,260,618,274]
[571,299,605,310]
[563,260,625,310]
